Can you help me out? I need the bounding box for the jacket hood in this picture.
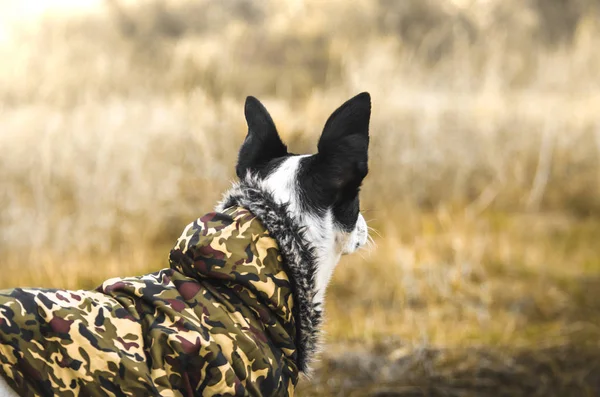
[169,206,297,354]
[215,176,322,373]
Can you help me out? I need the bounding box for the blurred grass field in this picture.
[2,0,600,395]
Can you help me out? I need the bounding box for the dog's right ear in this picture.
[236,96,288,179]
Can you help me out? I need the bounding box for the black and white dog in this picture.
[0,92,371,396]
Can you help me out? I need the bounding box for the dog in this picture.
[0,92,371,396]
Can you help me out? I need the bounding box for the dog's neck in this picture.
[256,155,341,306]
[285,211,340,306]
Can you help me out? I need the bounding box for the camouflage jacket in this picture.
[0,181,322,397]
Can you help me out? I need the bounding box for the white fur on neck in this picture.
[0,375,17,397]
[260,155,341,306]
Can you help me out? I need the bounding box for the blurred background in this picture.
[1,0,600,395]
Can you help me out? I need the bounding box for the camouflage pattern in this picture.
[0,207,299,396]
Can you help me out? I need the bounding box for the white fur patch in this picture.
[0,376,17,397]
[261,155,309,215]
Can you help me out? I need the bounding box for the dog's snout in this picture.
[342,213,369,255]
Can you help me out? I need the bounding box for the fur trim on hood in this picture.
[217,176,322,373]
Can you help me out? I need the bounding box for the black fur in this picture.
[216,176,322,374]
[299,92,371,230]
[236,96,288,179]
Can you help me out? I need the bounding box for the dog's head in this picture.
[235,93,371,302]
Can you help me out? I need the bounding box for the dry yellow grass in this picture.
[1,0,600,395]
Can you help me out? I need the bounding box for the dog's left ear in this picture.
[315,92,371,192]
[236,96,288,178]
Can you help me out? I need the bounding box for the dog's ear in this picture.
[236,96,288,178]
[315,92,371,193]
